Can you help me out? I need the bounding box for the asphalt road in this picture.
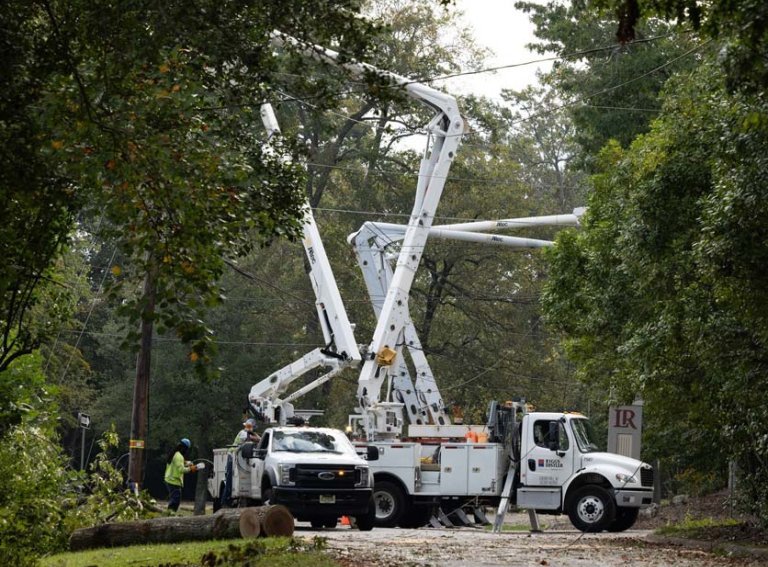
[294,523,765,566]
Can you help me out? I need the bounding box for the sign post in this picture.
[77,412,91,471]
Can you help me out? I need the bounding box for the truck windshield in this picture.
[272,430,351,454]
[570,418,602,453]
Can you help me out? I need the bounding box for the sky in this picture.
[442,0,553,100]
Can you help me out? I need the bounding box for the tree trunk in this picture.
[69,506,293,551]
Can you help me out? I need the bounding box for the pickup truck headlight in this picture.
[615,472,638,484]
[279,464,296,486]
[355,465,370,487]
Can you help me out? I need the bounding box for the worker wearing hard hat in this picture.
[233,418,261,445]
[164,437,203,513]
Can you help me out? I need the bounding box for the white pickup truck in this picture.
[208,426,378,530]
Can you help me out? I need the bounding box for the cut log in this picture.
[238,507,262,538]
[69,506,292,551]
[246,504,294,538]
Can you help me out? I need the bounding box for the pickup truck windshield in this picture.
[272,430,353,454]
[571,418,602,453]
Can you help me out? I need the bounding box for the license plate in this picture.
[319,494,335,504]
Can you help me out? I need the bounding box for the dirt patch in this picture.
[635,490,768,548]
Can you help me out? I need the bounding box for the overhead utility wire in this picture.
[302,158,585,193]
[508,39,713,127]
[276,38,705,148]
[273,31,684,91]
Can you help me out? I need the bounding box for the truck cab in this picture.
[209,426,377,530]
[516,412,653,532]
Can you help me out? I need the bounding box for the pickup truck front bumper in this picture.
[273,486,373,520]
[614,488,654,508]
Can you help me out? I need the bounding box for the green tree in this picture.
[516,0,700,167]
[1,0,382,378]
[595,0,768,91]
[542,57,768,518]
[0,354,72,565]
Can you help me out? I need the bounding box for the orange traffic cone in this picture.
[341,515,350,526]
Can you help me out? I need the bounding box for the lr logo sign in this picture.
[608,403,643,459]
[612,408,638,429]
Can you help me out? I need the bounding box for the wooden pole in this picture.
[128,260,158,491]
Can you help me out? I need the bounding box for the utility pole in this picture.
[128,260,158,493]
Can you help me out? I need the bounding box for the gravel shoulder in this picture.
[292,493,768,566]
[297,524,767,566]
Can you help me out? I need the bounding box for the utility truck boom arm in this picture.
[247,103,361,424]
[349,211,583,433]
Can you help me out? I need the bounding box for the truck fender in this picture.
[562,471,612,508]
[373,472,409,495]
[263,466,278,489]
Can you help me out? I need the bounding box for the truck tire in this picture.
[607,506,639,532]
[355,496,376,531]
[373,481,406,527]
[566,485,615,532]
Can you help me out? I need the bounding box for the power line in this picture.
[272,31,685,94]
[507,39,713,128]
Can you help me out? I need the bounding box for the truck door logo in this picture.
[318,472,335,480]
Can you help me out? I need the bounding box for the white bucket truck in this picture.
[222,32,654,533]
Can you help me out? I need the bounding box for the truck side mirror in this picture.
[366,445,380,461]
[547,421,560,452]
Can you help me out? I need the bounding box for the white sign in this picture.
[607,404,643,460]
[78,412,91,429]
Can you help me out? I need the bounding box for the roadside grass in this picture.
[656,516,742,538]
[41,536,339,567]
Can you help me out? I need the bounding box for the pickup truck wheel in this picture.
[607,506,639,532]
[355,496,376,531]
[566,485,616,532]
[373,481,405,527]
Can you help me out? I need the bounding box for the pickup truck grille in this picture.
[640,467,654,488]
[294,464,359,488]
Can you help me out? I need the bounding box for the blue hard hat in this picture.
[180,438,191,448]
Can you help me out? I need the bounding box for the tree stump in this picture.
[69,506,292,551]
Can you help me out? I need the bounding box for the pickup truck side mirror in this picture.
[547,421,560,452]
[366,445,380,461]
